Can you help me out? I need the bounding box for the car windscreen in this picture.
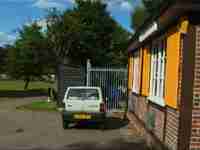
[66,89,100,100]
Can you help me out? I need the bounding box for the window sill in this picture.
[147,96,165,107]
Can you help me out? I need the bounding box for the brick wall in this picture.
[190,107,200,149]
[149,103,165,142]
[165,107,180,150]
[128,36,183,149]
[129,90,182,150]
[129,94,166,144]
[128,22,200,150]
[129,93,181,150]
[130,94,148,123]
[190,25,200,150]
[163,30,182,150]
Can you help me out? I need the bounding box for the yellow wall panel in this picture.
[165,18,189,109]
[165,31,180,108]
[139,48,143,92]
[179,17,189,34]
[128,56,133,91]
[141,47,150,96]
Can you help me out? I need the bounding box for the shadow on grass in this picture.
[69,117,129,130]
[0,89,48,97]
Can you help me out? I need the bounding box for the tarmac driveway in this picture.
[0,97,148,150]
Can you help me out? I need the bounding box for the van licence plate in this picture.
[74,114,91,119]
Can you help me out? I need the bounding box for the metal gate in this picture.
[86,60,128,112]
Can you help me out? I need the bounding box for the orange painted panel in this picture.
[128,56,133,91]
[138,48,143,92]
[179,17,189,34]
[141,47,150,96]
[165,31,180,108]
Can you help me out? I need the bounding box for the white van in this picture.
[62,87,106,129]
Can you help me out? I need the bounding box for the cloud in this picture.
[106,0,134,12]
[0,32,16,46]
[8,0,134,12]
[33,0,65,10]
[64,0,75,4]
[37,19,47,28]
[120,1,133,11]
[5,0,35,3]
[25,19,48,32]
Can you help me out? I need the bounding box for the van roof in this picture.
[67,86,101,89]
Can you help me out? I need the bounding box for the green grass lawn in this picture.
[16,100,58,111]
[0,80,56,91]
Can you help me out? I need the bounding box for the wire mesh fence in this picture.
[87,61,128,112]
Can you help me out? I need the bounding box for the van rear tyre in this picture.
[62,120,69,129]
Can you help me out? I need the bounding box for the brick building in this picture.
[127,1,200,150]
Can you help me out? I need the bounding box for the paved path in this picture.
[0,97,147,150]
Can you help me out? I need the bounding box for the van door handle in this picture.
[67,104,72,107]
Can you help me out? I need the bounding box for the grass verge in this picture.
[0,80,55,91]
[16,100,58,112]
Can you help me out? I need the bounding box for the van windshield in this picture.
[67,89,100,100]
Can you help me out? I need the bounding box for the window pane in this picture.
[67,89,99,100]
[149,39,166,98]
[132,51,140,93]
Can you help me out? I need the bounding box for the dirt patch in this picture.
[0,98,149,150]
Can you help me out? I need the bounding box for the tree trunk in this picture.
[57,64,63,107]
[24,77,30,90]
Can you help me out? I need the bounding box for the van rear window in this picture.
[67,89,99,100]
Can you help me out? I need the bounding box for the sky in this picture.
[0,0,140,46]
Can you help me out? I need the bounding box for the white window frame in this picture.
[148,40,166,106]
[132,51,140,94]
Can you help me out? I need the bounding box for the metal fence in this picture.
[86,60,128,112]
[58,61,128,112]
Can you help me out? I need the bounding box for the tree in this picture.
[108,24,131,65]
[0,46,7,73]
[131,0,172,30]
[46,8,82,66]
[142,0,163,15]
[6,0,130,89]
[72,0,116,65]
[131,5,147,30]
[46,0,129,66]
[9,23,49,89]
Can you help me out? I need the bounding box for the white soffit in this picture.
[139,22,158,42]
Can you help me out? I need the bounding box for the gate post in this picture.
[86,59,91,86]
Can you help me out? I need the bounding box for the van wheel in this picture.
[63,120,69,129]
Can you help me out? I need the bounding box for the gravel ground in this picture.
[0,97,148,150]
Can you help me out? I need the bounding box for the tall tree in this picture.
[1,45,13,74]
[108,24,131,65]
[131,0,172,30]
[46,0,129,66]
[9,23,49,89]
[46,8,81,66]
[7,0,130,89]
[131,5,147,30]
[72,0,116,65]
[0,46,7,73]
[142,0,163,15]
